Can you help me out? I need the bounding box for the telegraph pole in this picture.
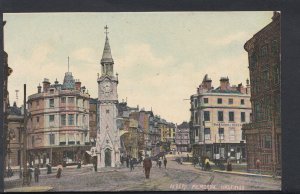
[22,84,29,186]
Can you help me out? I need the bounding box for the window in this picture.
[229,129,235,141]
[36,116,39,123]
[49,99,54,108]
[229,112,235,122]
[49,134,55,145]
[76,114,79,126]
[218,111,223,121]
[68,97,74,104]
[36,100,39,106]
[204,98,208,104]
[61,114,66,126]
[261,45,268,57]
[194,99,198,108]
[242,130,246,140]
[241,112,246,122]
[49,115,54,122]
[195,128,198,136]
[61,97,66,103]
[217,98,222,104]
[218,128,224,140]
[263,70,269,89]
[32,136,35,146]
[204,128,211,140]
[271,40,279,54]
[68,114,74,125]
[204,111,210,121]
[228,98,233,105]
[50,89,54,94]
[264,135,272,149]
[241,99,245,105]
[273,64,279,84]
[250,53,257,67]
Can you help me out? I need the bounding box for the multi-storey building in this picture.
[6,102,23,168]
[175,121,190,152]
[89,98,98,147]
[3,20,13,172]
[166,123,176,151]
[190,74,251,161]
[27,72,90,166]
[242,11,281,175]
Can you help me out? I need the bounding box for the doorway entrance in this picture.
[105,148,112,167]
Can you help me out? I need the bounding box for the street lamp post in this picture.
[22,84,29,186]
[50,129,53,164]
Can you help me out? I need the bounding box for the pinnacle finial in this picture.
[104,25,109,37]
[68,56,70,72]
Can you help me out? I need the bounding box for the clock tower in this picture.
[96,26,121,168]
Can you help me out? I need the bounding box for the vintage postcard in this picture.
[3,11,281,191]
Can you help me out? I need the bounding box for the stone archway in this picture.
[105,148,112,167]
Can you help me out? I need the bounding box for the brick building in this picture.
[242,11,281,175]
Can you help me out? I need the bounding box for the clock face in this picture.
[101,81,112,95]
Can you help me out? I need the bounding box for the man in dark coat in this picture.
[34,166,40,182]
[143,155,152,179]
[130,158,135,171]
[163,158,167,169]
[126,156,130,168]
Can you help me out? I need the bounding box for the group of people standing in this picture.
[156,157,168,169]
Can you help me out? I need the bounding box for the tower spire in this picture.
[101,25,113,64]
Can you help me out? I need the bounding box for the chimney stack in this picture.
[202,74,212,90]
[42,78,50,92]
[37,84,42,93]
[246,78,251,95]
[220,77,230,90]
[75,79,81,90]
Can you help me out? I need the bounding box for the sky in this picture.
[4,12,274,124]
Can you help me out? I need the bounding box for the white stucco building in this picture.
[190,74,251,162]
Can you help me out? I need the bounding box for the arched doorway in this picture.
[105,148,112,167]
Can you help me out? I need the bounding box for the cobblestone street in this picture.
[26,158,280,191]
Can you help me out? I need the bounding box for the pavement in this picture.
[4,186,53,192]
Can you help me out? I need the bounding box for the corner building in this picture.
[242,12,281,175]
[96,29,121,168]
[27,72,90,166]
[190,75,251,162]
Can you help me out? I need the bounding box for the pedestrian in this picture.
[226,159,232,171]
[193,157,197,167]
[205,158,211,171]
[163,158,167,169]
[56,164,63,178]
[126,156,129,168]
[77,159,82,169]
[156,159,159,167]
[130,158,134,171]
[187,154,190,162]
[158,158,162,168]
[46,163,52,174]
[34,166,40,183]
[28,168,33,182]
[121,156,124,166]
[143,155,152,179]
